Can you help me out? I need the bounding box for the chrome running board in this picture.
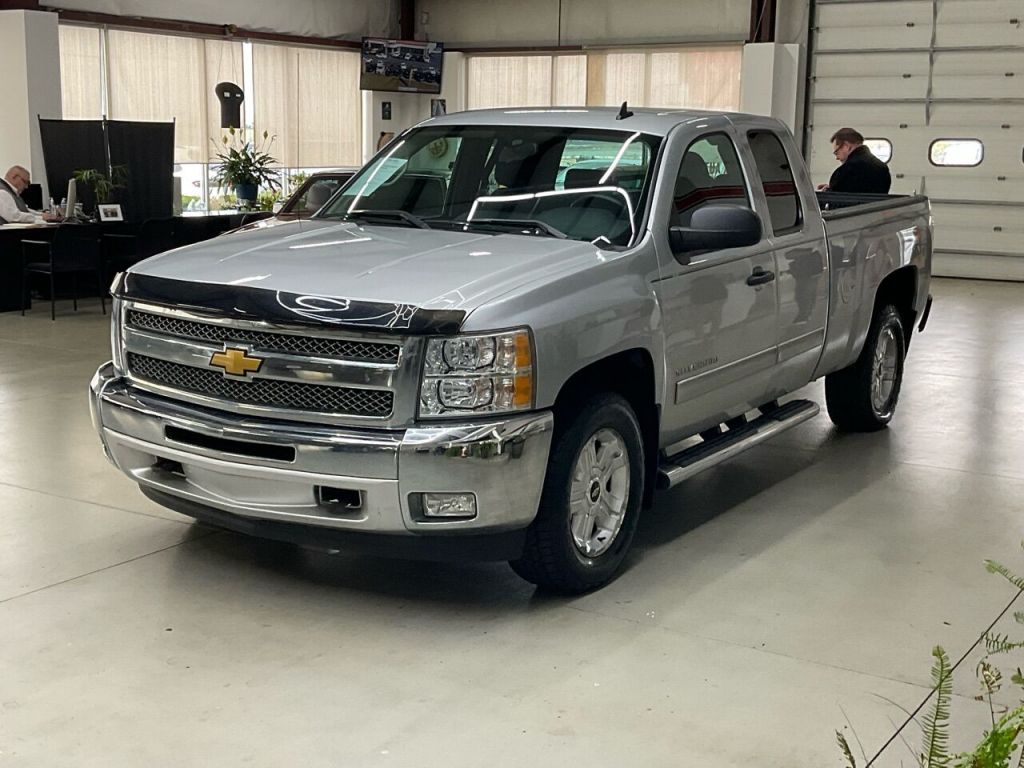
[657,399,819,490]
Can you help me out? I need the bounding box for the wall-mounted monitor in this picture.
[360,38,443,94]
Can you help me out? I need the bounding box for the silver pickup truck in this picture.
[89,107,932,592]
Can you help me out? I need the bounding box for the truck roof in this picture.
[419,106,760,137]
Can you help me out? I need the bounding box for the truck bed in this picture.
[813,192,932,379]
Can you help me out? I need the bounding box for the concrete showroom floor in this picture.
[1,277,1022,768]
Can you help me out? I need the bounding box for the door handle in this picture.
[746,267,775,286]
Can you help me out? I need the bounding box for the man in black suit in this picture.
[818,128,891,194]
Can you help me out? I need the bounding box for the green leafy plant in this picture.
[209,193,237,211]
[258,189,281,212]
[288,171,309,189]
[211,128,281,194]
[73,165,129,206]
[839,544,1024,768]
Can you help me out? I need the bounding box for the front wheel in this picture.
[825,304,906,432]
[510,394,645,593]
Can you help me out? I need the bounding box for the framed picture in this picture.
[98,204,124,222]
[430,98,447,117]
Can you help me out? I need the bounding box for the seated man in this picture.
[0,166,61,224]
[818,128,891,194]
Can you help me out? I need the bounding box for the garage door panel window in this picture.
[929,139,984,167]
[864,138,893,164]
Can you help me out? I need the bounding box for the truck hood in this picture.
[132,219,605,313]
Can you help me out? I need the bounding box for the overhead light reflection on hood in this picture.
[288,237,372,250]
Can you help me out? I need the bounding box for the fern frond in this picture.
[985,560,1024,591]
[986,632,1024,655]
[836,731,858,768]
[839,704,869,763]
[922,646,953,768]
[977,659,1004,696]
[953,705,1024,768]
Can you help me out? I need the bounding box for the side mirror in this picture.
[669,205,762,262]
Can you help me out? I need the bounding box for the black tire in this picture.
[510,393,645,593]
[825,303,906,432]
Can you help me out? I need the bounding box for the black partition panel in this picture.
[38,118,174,222]
[38,118,106,210]
[107,121,174,222]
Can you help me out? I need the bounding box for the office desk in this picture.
[1,214,260,313]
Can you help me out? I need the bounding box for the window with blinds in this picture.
[57,27,361,168]
[105,29,243,163]
[466,54,587,109]
[467,46,742,113]
[252,44,363,167]
[58,25,102,120]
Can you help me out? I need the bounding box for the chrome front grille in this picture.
[126,309,400,363]
[127,353,395,417]
[120,303,411,424]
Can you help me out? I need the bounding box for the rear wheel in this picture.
[825,304,906,432]
[510,394,644,593]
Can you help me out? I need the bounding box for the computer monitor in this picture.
[21,183,43,210]
[64,178,77,220]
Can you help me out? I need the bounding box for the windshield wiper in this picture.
[339,209,431,229]
[463,218,568,239]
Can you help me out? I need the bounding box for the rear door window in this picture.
[747,131,802,235]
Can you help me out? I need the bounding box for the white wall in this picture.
[48,0,398,40]
[775,0,811,46]
[0,10,62,200]
[417,0,750,47]
[740,43,804,136]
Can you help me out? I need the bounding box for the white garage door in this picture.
[807,0,1024,280]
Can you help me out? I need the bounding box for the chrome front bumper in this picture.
[89,362,553,548]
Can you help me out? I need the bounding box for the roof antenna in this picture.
[616,101,634,120]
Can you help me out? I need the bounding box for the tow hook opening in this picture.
[316,486,363,511]
[152,457,186,477]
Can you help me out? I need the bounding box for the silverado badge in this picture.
[209,347,263,378]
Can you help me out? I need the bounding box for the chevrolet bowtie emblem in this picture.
[209,347,263,378]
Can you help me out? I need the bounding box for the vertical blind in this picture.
[468,46,743,112]
[253,44,362,167]
[467,54,587,109]
[58,25,102,120]
[106,30,243,163]
[58,26,361,167]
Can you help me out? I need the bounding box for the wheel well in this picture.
[553,349,660,507]
[875,266,918,344]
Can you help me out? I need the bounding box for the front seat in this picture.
[673,153,714,227]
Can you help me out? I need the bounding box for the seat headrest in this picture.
[675,152,713,196]
[304,182,333,211]
[494,141,539,189]
[563,168,607,189]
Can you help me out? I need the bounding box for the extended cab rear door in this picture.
[652,126,780,443]
[739,127,830,396]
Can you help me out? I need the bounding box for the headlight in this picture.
[419,329,534,417]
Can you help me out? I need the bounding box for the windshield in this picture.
[319,125,662,247]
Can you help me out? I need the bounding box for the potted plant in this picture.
[211,128,281,208]
[73,165,129,213]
